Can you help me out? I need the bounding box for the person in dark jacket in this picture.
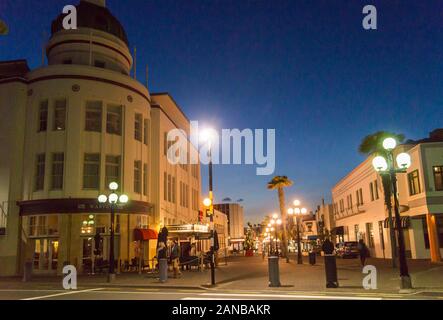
[322,238,335,255]
[358,239,369,266]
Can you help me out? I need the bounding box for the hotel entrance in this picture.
[32,238,59,273]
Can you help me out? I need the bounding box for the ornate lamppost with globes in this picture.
[98,182,128,283]
[288,200,308,264]
[372,137,412,290]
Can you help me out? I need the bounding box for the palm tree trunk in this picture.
[278,187,289,262]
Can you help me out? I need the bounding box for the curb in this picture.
[79,282,208,291]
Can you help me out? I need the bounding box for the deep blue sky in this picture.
[1,0,443,224]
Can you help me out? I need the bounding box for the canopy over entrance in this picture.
[133,228,158,241]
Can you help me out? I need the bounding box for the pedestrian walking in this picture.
[321,238,334,255]
[170,239,182,278]
[358,239,369,266]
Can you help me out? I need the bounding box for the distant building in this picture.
[314,199,335,242]
[331,129,443,261]
[214,203,245,251]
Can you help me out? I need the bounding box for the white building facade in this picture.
[0,0,201,276]
[331,130,443,261]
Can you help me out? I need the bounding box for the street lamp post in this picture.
[98,182,128,283]
[270,213,281,256]
[267,213,281,287]
[372,137,412,290]
[288,200,308,264]
[201,129,216,286]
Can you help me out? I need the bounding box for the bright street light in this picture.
[383,137,397,150]
[98,195,107,203]
[119,194,129,204]
[396,152,411,169]
[203,197,212,207]
[293,199,300,206]
[372,156,388,172]
[109,182,118,191]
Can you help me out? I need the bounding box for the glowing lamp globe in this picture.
[294,208,301,214]
[109,182,118,191]
[293,199,301,206]
[396,152,411,169]
[272,213,278,219]
[372,156,388,172]
[301,208,308,214]
[119,194,129,204]
[203,198,212,207]
[109,193,118,203]
[276,219,282,225]
[383,137,397,151]
[288,208,294,215]
[98,195,107,203]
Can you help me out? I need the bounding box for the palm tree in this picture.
[359,131,405,268]
[0,20,8,35]
[267,175,293,263]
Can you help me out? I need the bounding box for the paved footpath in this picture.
[1,255,443,299]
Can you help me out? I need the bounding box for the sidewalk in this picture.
[2,255,443,294]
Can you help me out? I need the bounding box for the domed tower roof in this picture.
[51,0,129,46]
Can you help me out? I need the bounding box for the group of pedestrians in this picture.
[156,239,182,278]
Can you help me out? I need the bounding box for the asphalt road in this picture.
[0,287,441,300]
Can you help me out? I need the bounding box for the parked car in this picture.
[335,241,359,258]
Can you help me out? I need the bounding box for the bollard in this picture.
[159,258,168,283]
[22,261,32,282]
[268,255,281,287]
[324,254,339,288]
[309,251,316,265]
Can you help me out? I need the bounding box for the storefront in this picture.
[18,198,153,274]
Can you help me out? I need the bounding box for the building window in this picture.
[164,132,168,155]
[134,113,142,141]
[143,163,148,196]
[105,155,120,189]
[408,170,421,196]
[366,222,374,248]
[38,100,48,132]
[28,215,59,237]
[85,101,102,132]
[167,174,172,202]
[143,119,149,145]
[172,177,176,204]
[134,160,142,194]
[378,221,385,251]
[51,153,64,190]
[53,99,66,131]
[374,180,379,199]
[433,166,443,191]
[370,182,374,201]
[354,224,360,241]
[106,105,122,135]
[83,153,100,189]
[163,172,167,201]
[94,60,105,68]
[35,153,46,191]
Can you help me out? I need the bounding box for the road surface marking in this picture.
[198,293,382,300]
[21,288,104,300]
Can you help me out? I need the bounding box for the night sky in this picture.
[1,0,443,224]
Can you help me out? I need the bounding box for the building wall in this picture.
[331,141,443,260]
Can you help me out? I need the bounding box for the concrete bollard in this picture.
[159,258,168,283]
[22,261,32,282]
[324,254,339,288]
[268,255,281,287]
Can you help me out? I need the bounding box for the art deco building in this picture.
[331,129,443,261]
[0,0,202,276]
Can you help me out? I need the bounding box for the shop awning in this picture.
[133,228,158,241]
[384,216,410,229]
[332,226,345,235]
